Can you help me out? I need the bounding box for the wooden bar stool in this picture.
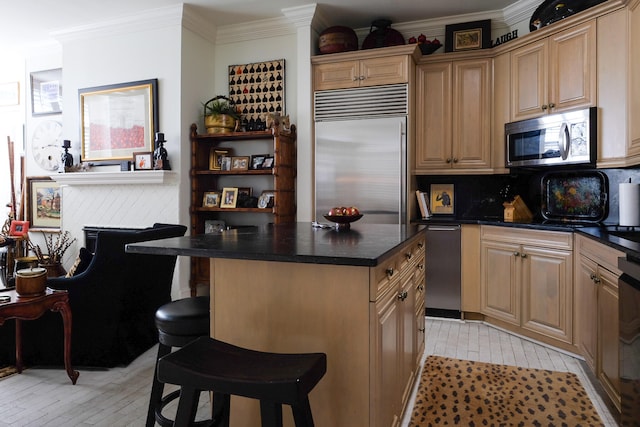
[146,296,210,427]
[157,336,327,427]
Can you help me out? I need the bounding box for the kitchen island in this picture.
[127,222,426,427]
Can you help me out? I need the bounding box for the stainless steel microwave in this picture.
[505,107,596,168]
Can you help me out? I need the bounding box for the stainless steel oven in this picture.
[506,107,596,168]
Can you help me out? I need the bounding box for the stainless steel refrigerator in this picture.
[314,84,408,225]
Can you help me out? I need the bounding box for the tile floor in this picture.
[0,318,618,426]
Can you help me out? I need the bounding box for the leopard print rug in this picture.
[409,356,603,426]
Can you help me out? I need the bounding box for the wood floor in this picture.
[0,318,618,426]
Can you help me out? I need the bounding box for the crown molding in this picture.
[282,4,317,28]
[51,4,183,44]
[215,16,296,45]
[503,0,540,27]
[182,4,218,44]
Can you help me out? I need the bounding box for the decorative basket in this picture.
[204,96,238,134]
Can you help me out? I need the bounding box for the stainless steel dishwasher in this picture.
[425,224,461,318]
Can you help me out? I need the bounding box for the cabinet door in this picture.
[399,271,416,412]
[313,61,359,91]
[452,59,491,169]
[492,51,510,173]
[511,40,547,121]
[576,255,598,370]
[548,21,596,114]
[521,245,573,344]
[481,240,520,325]
[372,286,401,427]
[598,268,620,411]
[360,55,409,87]
[415,62,452,170]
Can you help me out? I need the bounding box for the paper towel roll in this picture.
[619,183,640,226]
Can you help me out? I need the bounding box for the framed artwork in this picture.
[0,81,20,106]
[205,220,226,233]
[209,148,230,170]
[220,188,239,208]
[220,156,232,171]
[202,192,221,208]
[231,156,250,171]
[133,152,153,170]
[445,20,491,52]
[262,155,274,169]
[9,220,29,237]
[26,176,62,230]
[429,184,455,215]
[79,78,158,162]
[30,68,62,115]
[228,59,285,130]
[258,190,275,209]
[251,154,267,170]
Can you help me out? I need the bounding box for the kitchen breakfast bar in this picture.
[127,222,426,427]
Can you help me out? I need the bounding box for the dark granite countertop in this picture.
[126,222,426,267]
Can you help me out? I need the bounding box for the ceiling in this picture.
[1,0,522,51]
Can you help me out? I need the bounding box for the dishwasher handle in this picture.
[426,225,461,231]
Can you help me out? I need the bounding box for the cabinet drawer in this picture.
[481,225,573,250]
[371,235,425,301]
[576,234,624,274]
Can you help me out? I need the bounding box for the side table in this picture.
[0,288,79,384]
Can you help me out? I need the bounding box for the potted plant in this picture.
[27,231,77,277]
[203,96,240,134]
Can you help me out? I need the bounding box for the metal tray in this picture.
[541,171,608,222]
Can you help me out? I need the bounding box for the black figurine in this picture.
[153,132,171,170]
[61,140,73,169]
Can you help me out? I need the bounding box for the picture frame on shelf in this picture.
[202,191,221,208]
[220,188,239,208]
[445,20,491,52]
[231,156,250,171]
[251,154,268,170]
[220,156,232,171]
[209,148,230,170]
[205,220,226,233]
[30,68,62,115]
[79,78,158,162]
[133,152,153,170]
[262,155,274,169]
[9,220,29,237]
[237,187,252,197]
[26,176,61,231]
[429,183,455,215]
[257,190,275,209]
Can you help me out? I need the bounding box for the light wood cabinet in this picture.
[596,4,640,168]
[312,45,419,91]
[461,224,481,313]
[371,235,425,427]
[575,234,623,412]
[510,20,595,121]
[480,226,573,347]
[415,57,491,173]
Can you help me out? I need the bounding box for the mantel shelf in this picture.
[51,170,177,185]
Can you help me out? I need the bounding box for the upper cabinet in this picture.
[415,55,491,174]
[510,20,596,121]
[312,44,420,91]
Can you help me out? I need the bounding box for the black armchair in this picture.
[0,223,187,368]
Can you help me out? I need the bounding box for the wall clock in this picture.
[31,120,62,171]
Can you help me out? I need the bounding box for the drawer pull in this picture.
[406,252,412,260]
[397,290,408,301]
[418,263,424,271]
[513,252,520,257]
[520,253,527,258]
[417,284,424,292]
[418,242,424,249]
[418,327,425,333]
[386,268,394,277]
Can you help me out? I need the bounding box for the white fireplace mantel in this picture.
[51,170,177,185]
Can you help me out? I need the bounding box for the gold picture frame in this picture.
[220,187,238,208]
[26,176,62,231]
[209,148,230,170]
[202,191,221,208]
[429,184,454,215]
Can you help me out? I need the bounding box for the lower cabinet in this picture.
[575,234,623,412]
[371,234,425,427]
[480,226,574,347]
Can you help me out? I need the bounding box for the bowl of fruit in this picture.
[408,34,442,55]
[323,206,363,230]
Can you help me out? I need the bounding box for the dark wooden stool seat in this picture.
[157,336,327,427]
[146,296,210,427]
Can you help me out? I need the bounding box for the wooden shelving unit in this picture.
[189,122,296,295]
